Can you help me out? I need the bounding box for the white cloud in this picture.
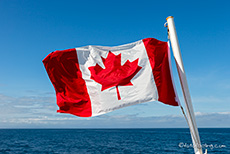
[0,93,57,121]
[0,93,229,128]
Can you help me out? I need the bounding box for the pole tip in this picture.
[166,16,174,21]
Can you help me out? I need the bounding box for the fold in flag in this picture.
[43,38,179,117]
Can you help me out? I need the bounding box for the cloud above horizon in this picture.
[0,92,229,128]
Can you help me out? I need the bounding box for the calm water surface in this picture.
[0,128,229,154]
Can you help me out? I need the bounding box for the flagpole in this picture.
[166,16,204,154]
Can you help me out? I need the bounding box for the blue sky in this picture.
[0,0,229,128]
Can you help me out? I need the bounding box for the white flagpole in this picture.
[166,16,204,154]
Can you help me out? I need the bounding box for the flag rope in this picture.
[165,16,205,154]
[166,22,200,149]
[180,105,200,147]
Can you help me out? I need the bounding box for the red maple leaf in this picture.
[88,51,142,100]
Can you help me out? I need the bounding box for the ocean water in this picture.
[0,128,229,154]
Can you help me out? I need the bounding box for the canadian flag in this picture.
[43,38,179,117]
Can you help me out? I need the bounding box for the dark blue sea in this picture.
[0,128,229,154]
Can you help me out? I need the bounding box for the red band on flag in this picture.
[143,38,178,106]
[42,49,92,117]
